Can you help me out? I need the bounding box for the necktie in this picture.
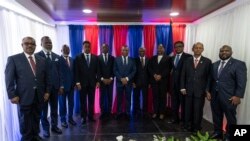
[66,56,70,67]
[86,54,90,67]
[194,59,199,68]
[141,57,144,67]
[46,52,51,61]
[123,56,127,65]
[217,61,225,77]
[174,55,180,67]
[104,54,108,64]
[28,56,36,75]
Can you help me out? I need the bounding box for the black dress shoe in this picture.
[168,119,179,124]
[43,130,50,138]
[69,119,77,126]
[61,122,68,128]
[210,133,223,139]
[81,118,86,125]
[88,117,96,122]
[51,127,62,134]
[33,135,43,141]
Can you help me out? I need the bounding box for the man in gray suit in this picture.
[209,45,247,141]
[5,37,50,141]
[114,46,136,119]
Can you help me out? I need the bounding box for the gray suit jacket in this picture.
[5,53,51,105]
[211,58,247,99]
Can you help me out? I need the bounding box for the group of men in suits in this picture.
[5,36,247,141]
[169,42,247,141]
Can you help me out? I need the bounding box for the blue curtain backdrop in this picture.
[69,25,83,114]
[156,25,173,55]
[128,25,143,58]
[99,25,113,54]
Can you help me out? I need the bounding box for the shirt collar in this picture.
[176,52,183,57]
[220,57,231,64]
[24,52,35,59]
[193,56,201,61]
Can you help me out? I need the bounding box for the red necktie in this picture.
[28,56,36,75]
[194,59,199,68]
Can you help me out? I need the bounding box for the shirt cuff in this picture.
[101,77,104,81]
[110,77,113,80]
[76,82,80,85]
[125,77,129,81]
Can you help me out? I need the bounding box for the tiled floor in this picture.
[40,113,214,141]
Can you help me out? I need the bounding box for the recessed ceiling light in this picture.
[82,9,92,14]
[170,12,179,17]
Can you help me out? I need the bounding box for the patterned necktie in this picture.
[86,54,90,67]
[194,59,199,68]
[217,61,225,77]
[28,56,36,75]
[66,56,70,67]
[123,56,127,65]
[104,54,108,64]
[46,52,51,61]
[174,54,180,67]
[141,57,144,68]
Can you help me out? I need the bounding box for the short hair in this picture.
[41,36,50,42]
[174,41,184,47]
[83,40,91,45]
[139,47,145,51]
[221,45,232,50]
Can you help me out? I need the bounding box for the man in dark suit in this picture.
[75,41,100,125]
[148,44,171,120]
[114,46,136,119]
[209,45,247,141]
[5,37,50,141]
[58,44,76,128]
[132,47,149,118]
[36,36,63,137]
[169,41,192,124]
[180,42,212,132]
[98,43,114,120]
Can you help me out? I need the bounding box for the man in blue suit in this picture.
[209,45,247,141]
[36,36,63,137]
[98,43,114,120]
[5,37,50,141]
[58,44,76,128]
[114,46,136,120]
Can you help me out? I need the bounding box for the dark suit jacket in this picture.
[148,55,171,85]
[5,53,51,105]
[133,57,149,87]
[113,56,136,87]
[75,53,99,87]
[211,58,247,99]
[170,53,192,90]
[180,56,212,97]
[98,54,114,85]
[59,56,74,91]
[36,51,63,89]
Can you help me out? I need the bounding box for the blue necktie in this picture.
[86,54,90,67]
[174,54,180,67]
[217,61,225,77]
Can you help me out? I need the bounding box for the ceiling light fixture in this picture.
[170,12,179,17]
[82,9,92,14]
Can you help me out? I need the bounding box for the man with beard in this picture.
[209,45,247,141]
[36,36,63,137]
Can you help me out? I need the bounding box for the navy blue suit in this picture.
[5,53,50,141]
[58,56,75,122]
[210,58,247,138]
[181,56,212,131]
[98,54,114,115]
[114,56,136,114]
[36,50,63,131]
[170,53,192,122]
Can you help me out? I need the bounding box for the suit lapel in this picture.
[214,61,220,78]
